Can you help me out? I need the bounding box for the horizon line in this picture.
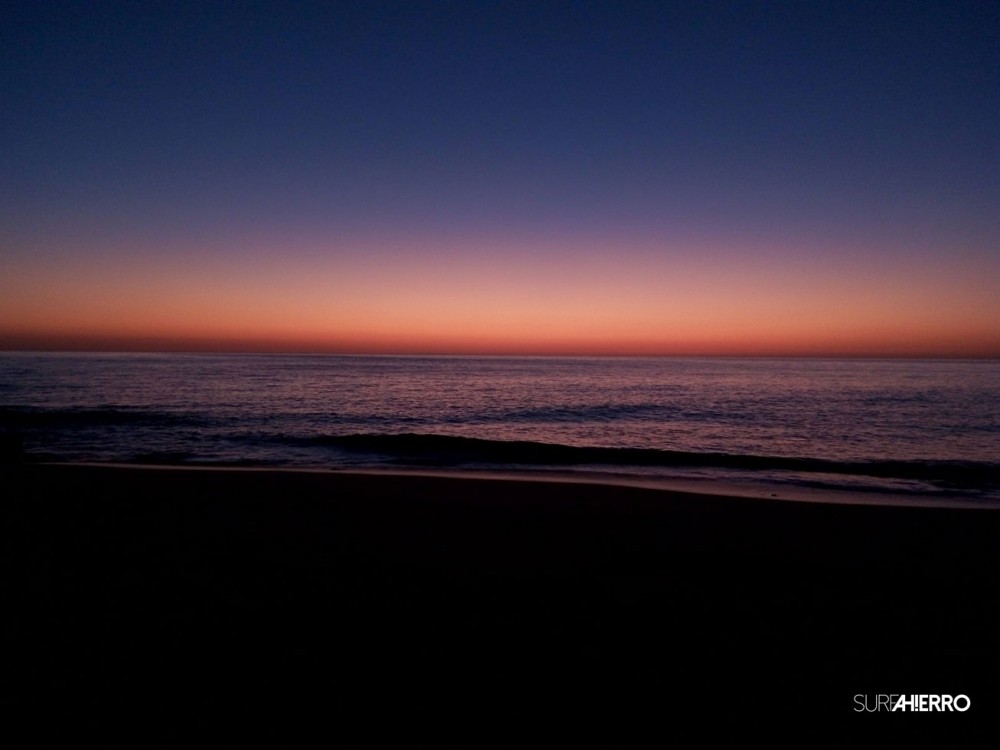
[2,346,998,361]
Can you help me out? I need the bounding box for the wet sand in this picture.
[6,463,999,743]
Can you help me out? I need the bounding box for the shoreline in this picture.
[36,459,1000,509]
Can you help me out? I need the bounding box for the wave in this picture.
[473,402,757,425]
[0,406,205,429]
[493,403,670,423]
[299,432,1000,488]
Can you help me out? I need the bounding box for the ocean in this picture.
[2,352,998,502]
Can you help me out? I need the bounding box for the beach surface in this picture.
[7,463,999,742]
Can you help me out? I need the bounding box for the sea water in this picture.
[2,352,998,501]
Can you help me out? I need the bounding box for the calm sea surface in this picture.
[2,353,998,501]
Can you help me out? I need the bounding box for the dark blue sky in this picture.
[2,1,998,354]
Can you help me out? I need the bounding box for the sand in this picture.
[6,463,999,742]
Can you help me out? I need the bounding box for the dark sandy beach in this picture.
[6,464,998,743]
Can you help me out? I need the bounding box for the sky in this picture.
[2,1,998,356]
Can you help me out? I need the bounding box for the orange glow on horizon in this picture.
[3,230,999,358]
[4,324,999,359]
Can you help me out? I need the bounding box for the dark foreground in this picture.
[6,464,999,744]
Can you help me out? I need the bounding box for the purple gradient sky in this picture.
[2,1,998,355]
